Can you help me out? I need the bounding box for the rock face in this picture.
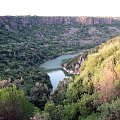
[74,17,113,25]
[0,16,118,28]
[1,16,120,50]
[62,54,87,75]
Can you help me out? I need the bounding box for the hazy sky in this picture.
[0,0,120,16]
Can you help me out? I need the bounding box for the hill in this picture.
[0,17,120,119]
[43,36,120,120]
[1,16,120,80]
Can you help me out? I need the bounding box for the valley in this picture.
[40,53,79,89]
[0,16,120,120]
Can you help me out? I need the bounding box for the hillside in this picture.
[0,17,120,120]
[41,36,120,120]
[1,16,120,80]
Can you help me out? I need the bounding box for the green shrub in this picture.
[0,85,39,120]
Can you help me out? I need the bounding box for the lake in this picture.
[39,53,79,90]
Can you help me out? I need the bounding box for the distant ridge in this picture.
[0,16,119,26]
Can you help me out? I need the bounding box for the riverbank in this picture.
[39,53,79,90]
[62,54,87,75]
[62,67,80,75]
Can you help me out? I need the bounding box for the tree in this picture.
[44,101,65,120]
[0,85,39,120]
[30,82,50,110]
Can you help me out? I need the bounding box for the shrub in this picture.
[0,85,39,120]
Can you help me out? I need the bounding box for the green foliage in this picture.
[79,113,100,120]
[97,98,120,120]
[114,79,120,89]
[30,82,51,109]
[44,101,65,120]
[51,80,68,104]
[64,103,79,120]
[115,61,120,78]
[0,85,39,120]
[32,112,50,120]
[78,95,93,115]
[1,17,120,120]
[44,101,56,113]
[1,17,120,82]
[44,36,120,120]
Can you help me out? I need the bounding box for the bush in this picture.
[0,85,39,120]
[97,98,120,120]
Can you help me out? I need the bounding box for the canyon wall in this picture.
[0,16,119,28]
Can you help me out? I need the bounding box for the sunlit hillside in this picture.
[47,36,120,120]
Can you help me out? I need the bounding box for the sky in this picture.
[0,0,120,16]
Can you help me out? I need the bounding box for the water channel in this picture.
[40,53,79,90]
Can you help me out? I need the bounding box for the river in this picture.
[39,53,79,90]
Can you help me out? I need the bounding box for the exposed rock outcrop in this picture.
[0,16,119,29]
[63,54,86,75]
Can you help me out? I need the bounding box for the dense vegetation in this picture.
[1,17,120,80]
[1,36,119,120]
[0,85,39,120]
[0,16,120,119]
[39,36,120,120]
[1,17,120,81]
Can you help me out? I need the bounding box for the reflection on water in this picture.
[40,53,79,90]
[39,53,79,70]
[47,70,69,90]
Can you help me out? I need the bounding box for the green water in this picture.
[40,53,79,90]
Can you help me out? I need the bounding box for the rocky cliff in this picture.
[0,16,118,28]
[1,16,120,56]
